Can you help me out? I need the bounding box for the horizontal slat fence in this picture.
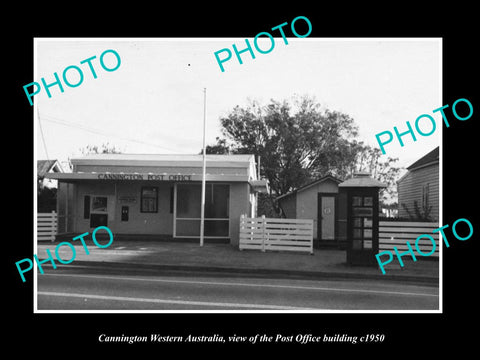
[37,211,57,242]
[379,221,439,258]
[240,215,313,254]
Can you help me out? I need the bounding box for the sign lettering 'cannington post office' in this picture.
[97,173,192,181]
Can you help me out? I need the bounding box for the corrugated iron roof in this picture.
[339,172,387,188]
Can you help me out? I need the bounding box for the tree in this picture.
[37,186,57,212]
[79,142,123,155]
[212,95,362,197]
[401,201,432,221]
[66,142,123,171]
[204,138,230,155]
[207,95,403,215]
[350,145,402,205]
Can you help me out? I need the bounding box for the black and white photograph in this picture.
[8,6,478,353]
[33,37,441,312]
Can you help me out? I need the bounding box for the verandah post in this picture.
[239,214,245,250]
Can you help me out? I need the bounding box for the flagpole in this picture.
[200,87,207,247]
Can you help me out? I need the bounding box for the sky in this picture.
[34,38,441,173]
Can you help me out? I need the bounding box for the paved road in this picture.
[36,265,439,311]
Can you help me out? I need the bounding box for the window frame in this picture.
[140,186,159,213]
[90,195,108,213]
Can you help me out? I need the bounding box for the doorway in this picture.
[318,193,337,242]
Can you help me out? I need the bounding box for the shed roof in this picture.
[338,172,387,188]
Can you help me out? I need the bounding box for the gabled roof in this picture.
[37,160,63,178]
[338,172,387,188]
[276,174,342,201]
[407,146,439,171]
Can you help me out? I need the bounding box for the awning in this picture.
[249,179,269,193]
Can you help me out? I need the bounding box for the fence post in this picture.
[261,215,266,252]
[310,219,314,255]
[239,214,244,250]
[51,210,56,242]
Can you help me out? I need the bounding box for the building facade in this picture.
[45,154,267,246]
[397,147,439,221]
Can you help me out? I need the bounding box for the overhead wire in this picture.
[37,107,50,160]
[39,113,182,153]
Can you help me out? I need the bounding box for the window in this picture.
[91,196,108,212]
[141,187,158,213]
[84,195,108,214]
[89,195,108,228]
[352,196,362,206]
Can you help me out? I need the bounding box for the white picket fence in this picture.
[239,215,314,254]
[379,221,439,258]
[37,211,57,242]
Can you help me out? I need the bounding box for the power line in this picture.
[37,107,50,160]
[39,113,181,153]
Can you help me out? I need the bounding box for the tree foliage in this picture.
[65,142,123,171]
[207,95,403,215]
[37,186,57,212]
[79,142,123,155]
[212,95,362,196]
[350,145,402,204]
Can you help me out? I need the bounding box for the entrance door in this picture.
[318,194,336,241]
[345,190,379,265]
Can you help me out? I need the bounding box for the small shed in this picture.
[276,175,342,245]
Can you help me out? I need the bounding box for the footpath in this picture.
[37,239,439,284]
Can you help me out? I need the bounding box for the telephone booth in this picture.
[339,172,387,266]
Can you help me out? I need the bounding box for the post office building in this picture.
[45,154,268,246]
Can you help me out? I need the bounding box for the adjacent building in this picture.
[397,146,439,221]
[37,159,64,189]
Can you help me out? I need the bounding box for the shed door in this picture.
[319,195,335,240]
